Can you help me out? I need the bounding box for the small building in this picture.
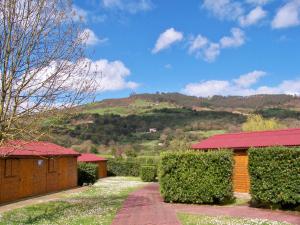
[0,141,80,204]
[77,153,107,178]
[192,128,300,193]
[149,128,157,133]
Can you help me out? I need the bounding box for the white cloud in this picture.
[102,0,153,14]
[71,5,88,22]
[188,35,209,54]
[88,59,139,91]
[202,0,244,21]
[233,70,266,88]
[79,29,108,46]
[152,28,184,54]
[246,0,272,5]
[272,0,300,29]
[220,28,245,48]
[202,0,269,27]
[182,80,230,97]
[164,64,172,69]
[239,6,267,26]
[203,43,221,62]
[188,28,245,62]
[182,70,300,97]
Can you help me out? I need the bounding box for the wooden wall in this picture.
[97,161,107,178]
[0,156,78,204]
[233,151,250,193]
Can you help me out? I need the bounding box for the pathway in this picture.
[112,183,300,225]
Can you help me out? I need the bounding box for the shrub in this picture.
[249,147,300,209]
[159,150,234,204]
[78,163,98,186]
[136,156,160,165]
[140,165,157,182]
[107,159,140,176]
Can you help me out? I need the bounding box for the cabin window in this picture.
[4,159,18,177]
[48,158,57,173]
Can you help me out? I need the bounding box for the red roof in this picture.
[0,141,80,157]
[77,153,107,162]
[192,128,300,150]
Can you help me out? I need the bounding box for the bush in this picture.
[107,159,140,176]
[78,163,98,186]
[159,150,234,204]
[107,156,160,177]
[136,156,160,165]
[140,165,157,182]
[249,147,300,209]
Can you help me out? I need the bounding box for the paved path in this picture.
[0,186,88,213]
[112,183,300,225]
[112,184,181,225]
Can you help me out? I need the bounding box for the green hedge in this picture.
[78,163,98,186]
[249,147,300,208]
[107,159,140,176]
[159,150,234,204]
[107,156,159,177]
[140,165,157,182]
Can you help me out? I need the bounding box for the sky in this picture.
[73,0,300,100]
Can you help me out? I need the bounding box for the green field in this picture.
[83,99,178,116]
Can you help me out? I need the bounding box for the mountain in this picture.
[81,93,300,115]
[46,93,300,155]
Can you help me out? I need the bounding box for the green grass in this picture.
[177,213,292,225]
[83,99,177,116]
[0,177,144,225]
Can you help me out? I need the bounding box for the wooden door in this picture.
[19,159,34,198]
[32,159,47,195]
[233,151,250,193]
[98,161,107,178]
[46,158,59,192]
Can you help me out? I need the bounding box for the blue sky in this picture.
[73,0,300,100]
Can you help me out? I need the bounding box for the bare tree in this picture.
[0,0,96,144]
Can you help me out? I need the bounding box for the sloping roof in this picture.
[0,141,80,157]
[192,128,300,150]
[77,153,107,162]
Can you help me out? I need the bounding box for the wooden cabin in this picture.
[0,141,80,204]
[77,153,107,178]
[192,128,300,193]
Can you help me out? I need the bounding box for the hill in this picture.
[45,93,300,156]
[81,93,300,116]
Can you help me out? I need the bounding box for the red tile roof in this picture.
[0,141,80,157]
[192,128,300,150]
[77,153,107,162]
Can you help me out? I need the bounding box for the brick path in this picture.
[111,184,181,225]
[112,183,300,225]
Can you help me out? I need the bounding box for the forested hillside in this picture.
[45,93,300,156]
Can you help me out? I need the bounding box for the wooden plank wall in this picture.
[97,161,107,178]
[233,151,250,193]
[0,156,78,204]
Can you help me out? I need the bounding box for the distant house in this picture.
[77,153,107,178]
[192,128,300,193]
[149,128,157,133]
[0,141,80,203]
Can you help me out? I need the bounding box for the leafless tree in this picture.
[0,0,97,144]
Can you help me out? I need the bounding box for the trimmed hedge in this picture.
[107,156,159,177]
[159,150,234,204]
[249,147,300,208]
[107,159,140,176]
[78,163,98,186]
[140,165,157,182]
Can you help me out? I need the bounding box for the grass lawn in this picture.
[177,213,292,225]
[0,177,144,225]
